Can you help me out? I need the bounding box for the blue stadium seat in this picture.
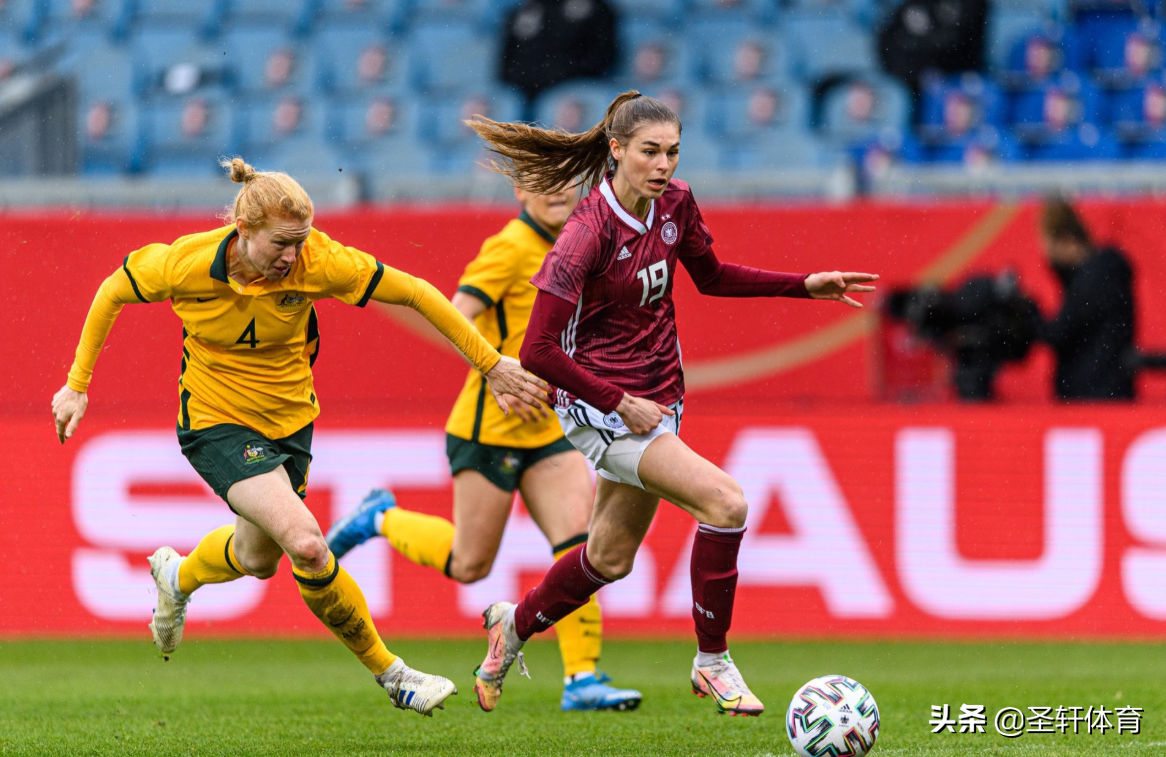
[998,23,1084,86]
[129,0,227,38]
[224,0,316,35]
[332,92,430,174]
[418,86,523,147]
[1006,71,1102,138]
[131,28,236,99]
[534,81,622,131]
[987,8,1050,71]
[408,22,497,94]
[0,0,43,43]
[1019,123,1119,160]
[410,0,521,32]
[918,73,1006,141]
[311,0,410,36]
[79,99,145,174]
[141,96,237,176]
[315,23,406,94]
[820,73,911,143]
[238,95,347,176]
[67,42,136,105]
[219,25,322,95]
[721,128,843,170]
[687,0,780,25]
[1107,76,1166,151]
[706,82,813,139]
[41,0,132,41]
[616,19,694,88]
[608,0,687,25]
[785,0,877,25]
[783,14,876,81]
[903,125,1023,165]
[691,26,798,86]
[1081,16,1163,85]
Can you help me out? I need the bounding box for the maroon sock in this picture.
[691,524,745,654]
[513,544,611,640]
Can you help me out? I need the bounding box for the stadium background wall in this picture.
[4,200,1166,638]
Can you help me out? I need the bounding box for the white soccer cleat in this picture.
[376,658,457,716]
[691,653,765,717]
[147,546,189,660]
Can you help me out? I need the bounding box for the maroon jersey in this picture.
[531,175,713,408]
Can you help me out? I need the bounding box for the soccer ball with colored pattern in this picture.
[786,675,880,757]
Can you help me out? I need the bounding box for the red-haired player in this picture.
[465,91,878,716]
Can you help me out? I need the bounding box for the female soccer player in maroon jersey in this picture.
[466,91,878,716]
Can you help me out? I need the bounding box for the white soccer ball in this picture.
[786,675,880,757]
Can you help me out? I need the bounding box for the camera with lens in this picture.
[884,271,1041,400]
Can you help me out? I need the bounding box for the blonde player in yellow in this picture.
[50,158,546,717]
[326,186,642,711]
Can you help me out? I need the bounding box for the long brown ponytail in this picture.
[466,90,682,195]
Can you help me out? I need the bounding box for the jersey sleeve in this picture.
[316,235,385,307]
[530,218,600,304]
[677,187,715,260]
[456,236,521,307]
[122,243,174,302]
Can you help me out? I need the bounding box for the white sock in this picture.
[503,605,524,649]
[167,557,187,599]
[373,512,387,534]
[696,649,728,668]
[377,656,405,682]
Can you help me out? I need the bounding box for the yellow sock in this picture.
[293,552,397,675]
[552,538,601,677]
[178,525,249,596]
[382,507,454,574]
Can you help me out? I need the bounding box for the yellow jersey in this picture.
[445,213,563,448]
[71,225,386,439]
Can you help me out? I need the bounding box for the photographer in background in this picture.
[1038,198,1136,401]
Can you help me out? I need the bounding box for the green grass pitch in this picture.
[0,638,1162,756]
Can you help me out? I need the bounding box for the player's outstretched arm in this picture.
[369,268,548,413]
[804,271,879,308]
[53,268,146,444]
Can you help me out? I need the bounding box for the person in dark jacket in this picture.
[1038,197,1136,400]
[500,0,618,115]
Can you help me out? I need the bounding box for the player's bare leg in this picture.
[521,452,642,711]
[637,434,763,716]
[447,470,513,582]
[229,467,456,715]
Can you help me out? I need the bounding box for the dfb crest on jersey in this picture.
[602,411,625,429]
[661,221,679,245]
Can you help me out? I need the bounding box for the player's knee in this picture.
[288,533,331,573]
[707,480,748,529]
[236,552,279,580]
[588,545,635,581]
[450,554,494,584]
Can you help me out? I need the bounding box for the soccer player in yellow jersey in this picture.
[50,158,546,717]
[326,186,642,711]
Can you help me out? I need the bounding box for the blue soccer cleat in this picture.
[561,671,643,712]
[326,488,396,559]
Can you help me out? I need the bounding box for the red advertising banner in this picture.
[3,202,1166,638]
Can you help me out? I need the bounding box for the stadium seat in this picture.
[690,25,799,87]
[820,74,911,143]
[997,23,1084,86]
[1080,16,1163,85]
[918,73,1006,141]
[40,0,132,41]
[905,125,1024,165]
[616,19,695,89]
[0,0,43,44]
[987,8,1052,72]
[332,92,430,175]
[141,96,237,176]
[1107,76,1166,153]
[79,98,145,174]
[219,25,322,95]
[67,42,136,106]
[315,22,408,94]
[1007,71,1102,139]
[721,128,842,170]
[705,82,813,140]
[782,14,876,81]
[407,22,497,95]
[418,86,523,147]
[687,0,780,25]
[224,0,316,35]
[608,0,687,25]
[1019,122,1120,159]
[410,0,521,33]
[534,81,623,130]
[129,0,226,39]
[131,28,236,99]
[784,0,877,26]
[310,0,410,36]
[239,94,349,176]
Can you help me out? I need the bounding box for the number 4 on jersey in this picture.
[637,261,668,306]
[235,318,260,348]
